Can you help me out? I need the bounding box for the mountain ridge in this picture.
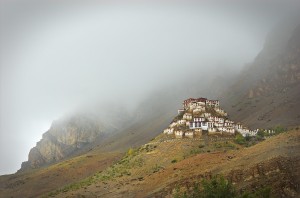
[220,23,300,129]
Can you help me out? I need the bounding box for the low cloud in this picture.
[1,0,299,174]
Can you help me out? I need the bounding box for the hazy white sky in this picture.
[0,0,299,175]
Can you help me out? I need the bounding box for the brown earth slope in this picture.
[0,101,176,198]
[47,129,299,198]
[0,149,122,198]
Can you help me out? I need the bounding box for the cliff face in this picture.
[20,115,108,171]
[220,23,300,129]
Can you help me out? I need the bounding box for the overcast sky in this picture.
[0,0,299,175]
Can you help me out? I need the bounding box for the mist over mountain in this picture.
[18,66,231,171]
[19,17,300,171]
[1,0,300,175]
[220,19,300,129]
[0,1,300,197]
[19,108,132,171]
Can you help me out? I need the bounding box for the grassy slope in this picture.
[49,129,299,198]
[0,107,175,198]
[144,129,300,197]
[48,133,240,197]
[0,150,122,198]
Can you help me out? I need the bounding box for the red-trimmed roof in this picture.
[184,97,207,103]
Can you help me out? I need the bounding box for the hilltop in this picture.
[163,97,261,139]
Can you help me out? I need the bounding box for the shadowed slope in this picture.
[220,23,300,129]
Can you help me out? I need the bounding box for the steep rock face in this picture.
[220,23,300,128]
[20,115,107,171]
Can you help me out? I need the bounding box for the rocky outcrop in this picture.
[20,114,107,171]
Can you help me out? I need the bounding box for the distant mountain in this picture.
[19,114,108,171]
[220,22,300,129]
[19,104,134,172]
[18,67,223,172]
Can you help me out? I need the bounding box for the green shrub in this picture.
[171,159,178,163]
[190,149,202,155]
[256,130,265,138]
[202,175,236,198]
[240,186,271,198]
[273,125,286,134]
[235,134,246,145]
[127,148,135,156]
[245,134,251,141]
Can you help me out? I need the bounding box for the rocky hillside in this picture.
[38,128,300,198]
[18,93,179,172]
[0,150,122,198]
[18,101,141,172]
[220,23,300,129]
[20,114,109,171]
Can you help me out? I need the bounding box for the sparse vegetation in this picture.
[127,148,135,156]
[152,164,163,173]
[214,143,222,148]
[190,148,203,155]
[142,144,157,153]
[235,134,246,145]
[44,148,146,196]
[224,141,236,149]
[240,186,271,198]
[256,130,265,139]
[182,140,239,159]
[41,128,299,198]
[234,133,263,147]
[273,125,286,134]
[202,175,236,198]
[172,175,271,198]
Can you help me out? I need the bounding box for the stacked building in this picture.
[164,97,258,138]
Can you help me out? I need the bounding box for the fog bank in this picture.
[1,0,300,175]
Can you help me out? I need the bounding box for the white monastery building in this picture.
[163,97,259,139]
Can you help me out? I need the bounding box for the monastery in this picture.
[164,97,261,138]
